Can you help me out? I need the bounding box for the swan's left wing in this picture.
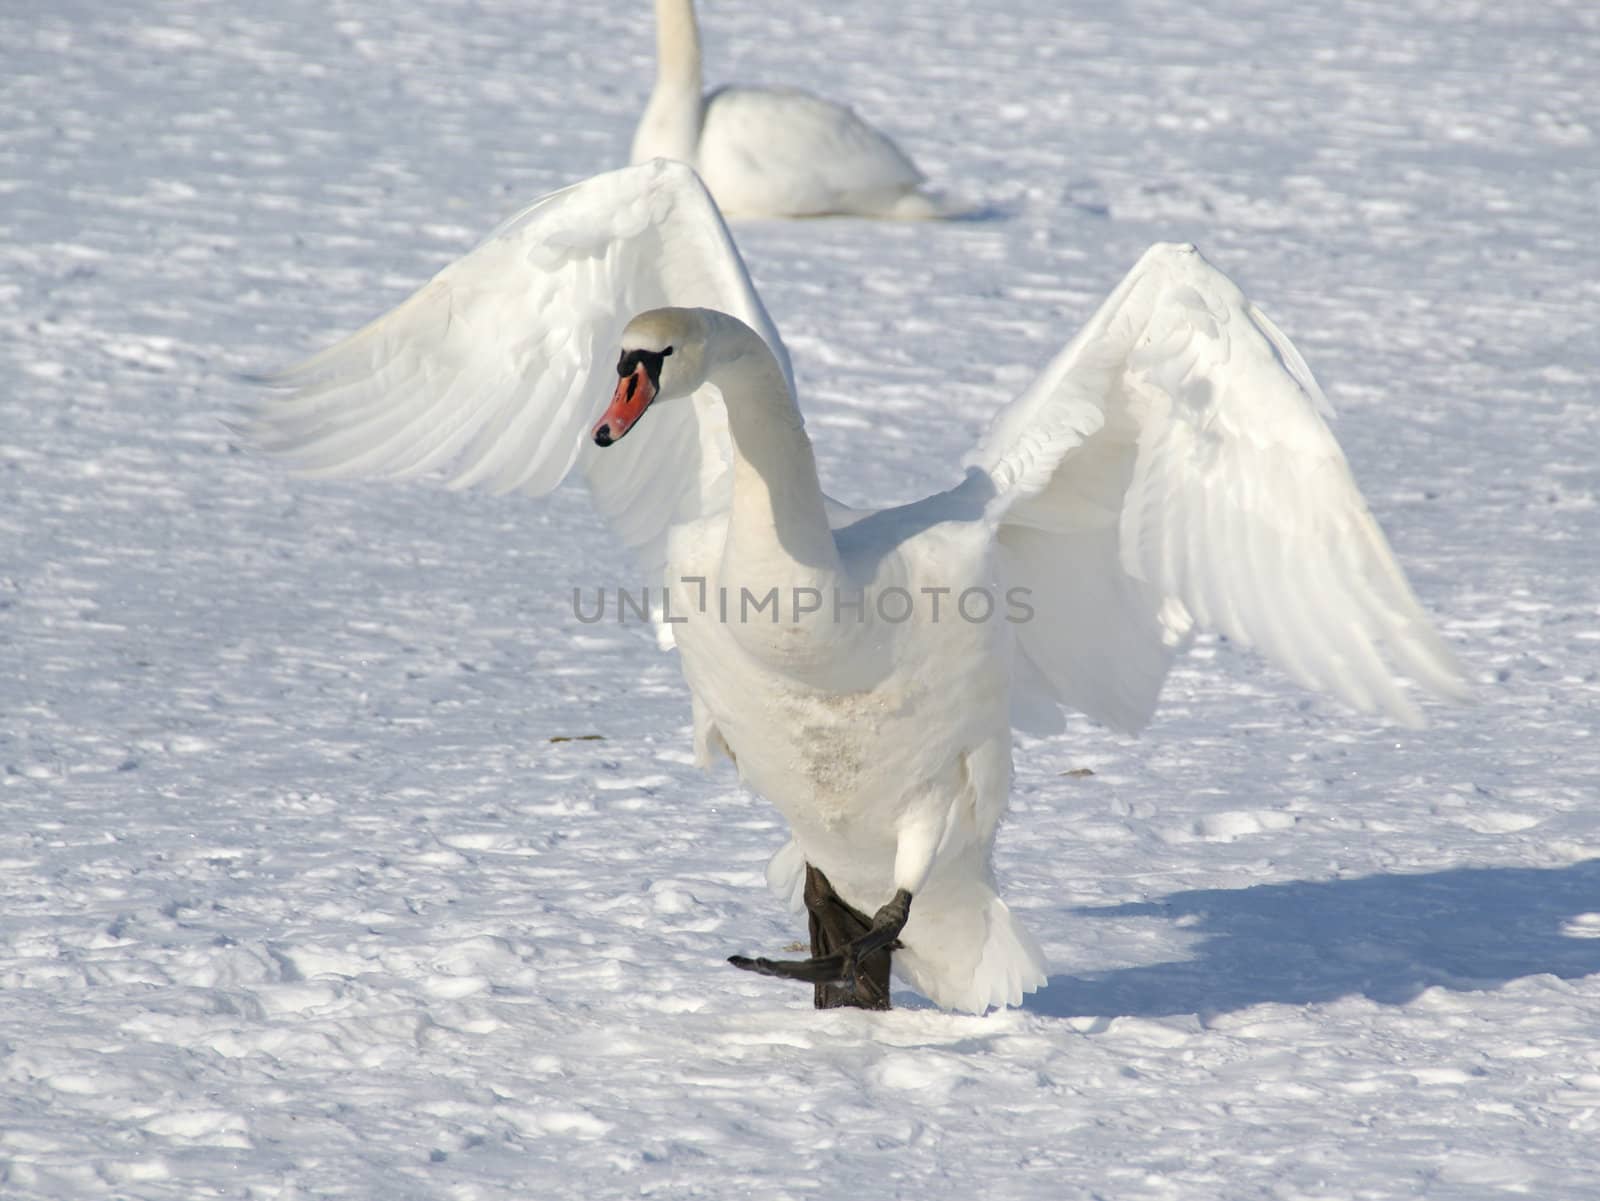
[970,243,1468,734]
[244,159,792,582]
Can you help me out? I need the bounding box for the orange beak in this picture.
[592,365,656,447]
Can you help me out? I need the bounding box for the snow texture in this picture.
[2,1,1597,1197]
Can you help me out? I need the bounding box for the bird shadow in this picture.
[1024,860,1600,1019]
[942,201,1015,224]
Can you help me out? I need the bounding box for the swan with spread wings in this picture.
[247,160,1467,1013]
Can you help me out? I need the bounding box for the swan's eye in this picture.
[617,347,671,388]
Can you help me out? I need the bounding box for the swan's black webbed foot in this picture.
[727,950,853,983]
[728,865,911,1010]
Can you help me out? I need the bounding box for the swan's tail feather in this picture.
[765,838,808,914]
[894,887,1047,1014]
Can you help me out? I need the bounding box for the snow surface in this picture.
[3,0,1598,1197]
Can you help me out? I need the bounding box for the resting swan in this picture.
[248,161,1468,1013]
[630,0,948,219]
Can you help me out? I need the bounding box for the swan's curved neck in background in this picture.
[631,0,704,165]
[702,312,842,594]
[653,0,702,87]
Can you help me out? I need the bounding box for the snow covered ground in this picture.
[3,0,1598,1196]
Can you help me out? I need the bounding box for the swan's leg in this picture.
[728,873,912,1003]
[804,864,891,1010]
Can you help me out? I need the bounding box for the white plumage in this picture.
[247,161,1468,1012]
[629,0,949,219]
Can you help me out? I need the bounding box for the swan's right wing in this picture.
[244,159,792,576]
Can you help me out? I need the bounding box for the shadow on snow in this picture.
[1023,859,1600,1019]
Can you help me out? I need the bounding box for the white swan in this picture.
[630,0,948,219]
[247,161,1468,1013]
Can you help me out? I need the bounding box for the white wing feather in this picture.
[244,159,792,576]
[971,243,1467,732]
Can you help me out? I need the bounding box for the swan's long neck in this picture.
[630,0,704,166]
[703,313,841,600]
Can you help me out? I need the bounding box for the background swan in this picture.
[247,161,1468,1013]
[630,0,949,219]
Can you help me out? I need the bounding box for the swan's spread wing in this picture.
[698,86,923,217]
[245,159,792,575]
[970,242,1467,733]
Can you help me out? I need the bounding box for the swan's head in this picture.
[592,308,710,448]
